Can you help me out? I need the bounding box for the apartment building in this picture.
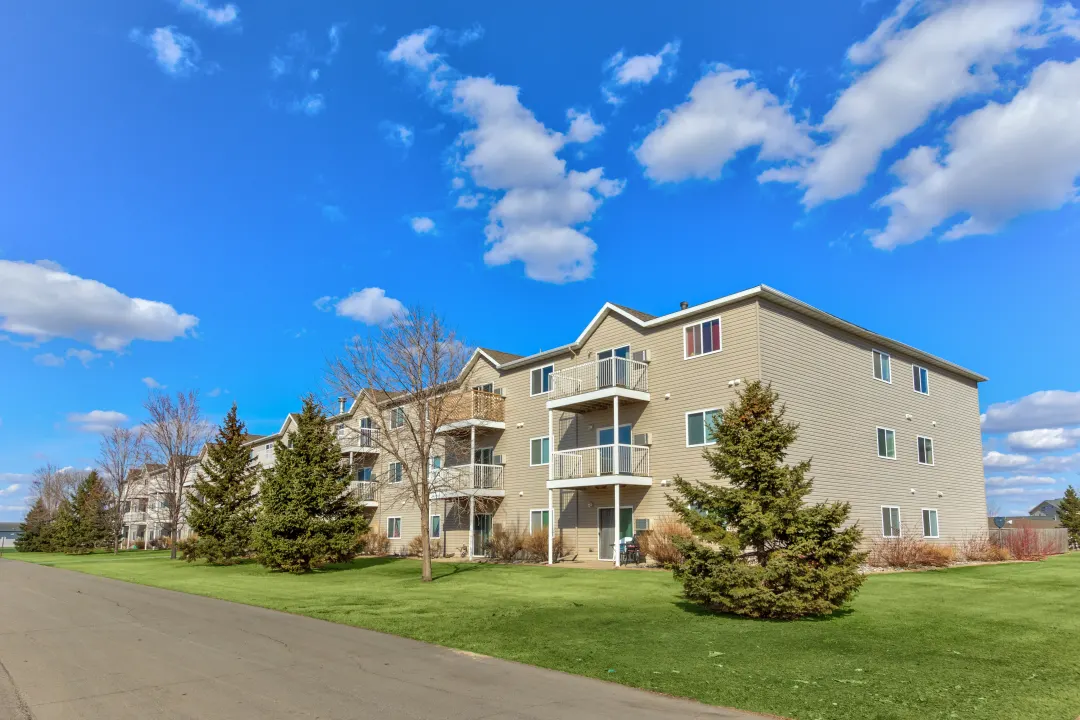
[122,285,987,565]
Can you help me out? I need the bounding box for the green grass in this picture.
[6,549,1080,720]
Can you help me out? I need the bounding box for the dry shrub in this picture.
[869,530,957,569]
[917,543,955,567]
[637,516,692,567]
[489,526,525,562]
[360,530,390,556]
[406,535,442,557]
[958,533,1012,562]
[998,527,1056,561]
[521,530,574,563]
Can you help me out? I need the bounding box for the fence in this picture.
[989,527,1070,557]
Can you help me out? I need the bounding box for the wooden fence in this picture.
[989,527,1071,557]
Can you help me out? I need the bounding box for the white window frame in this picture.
[921,508,939,539]
[682,316,723,360]
[917,435,935,466]
[386,516,402,539]
[430,514,441,539]
[881,506,901,538]
[390,407,406,429]
[388,461,403,483]
[473,382,494,393]
[529,436,550,466]
[530,364,554,396]
[877,427,897,460]
[912,364,930,395]
[529,508,550,534]
[872,349,892,384]
[686,408,721,447]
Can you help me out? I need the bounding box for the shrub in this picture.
[869,532,957,569]
[134,539,146,550]
[520,530,574,562]
[998,527,1055,561]
[489,526,525,562]
[406,535,442,557]
[958,533,1012,562]
[360,530,390,556]
[917,543,955,567]
[637,516,692,567]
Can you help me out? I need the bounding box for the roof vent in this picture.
[337,396,347,414]
[679,301,689,310]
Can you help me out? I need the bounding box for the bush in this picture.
[134,539,146,550]
[521,530,574,563]
[637,516,692,567]
[360,530,390,556]
[958,533,1012,562]
[917,543,955,567]
[489,526,525,562]
[406,535,442,557]
[869,532,957,569]
[998,528,1056,561]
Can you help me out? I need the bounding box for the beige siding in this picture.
[757,299,986,542]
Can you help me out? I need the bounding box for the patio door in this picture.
[597,424,631,475]
[473,514,492,557]
[596,345,630,389]
[359,416,372,447]
[598,507,634,561]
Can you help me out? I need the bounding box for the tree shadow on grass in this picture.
[317,556,410,573]
[674,599,855,622]
[430,562,488,581]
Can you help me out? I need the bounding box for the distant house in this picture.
[0,521,23,546]
[1030,499,1064,522]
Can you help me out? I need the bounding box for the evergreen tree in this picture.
[669,381,866,619]
[183,404,260,564]
[15,498,50,552]
[69,470,111,553]
[49,498,78,553]
[1059,486,1080,550]
[253,396,368,572]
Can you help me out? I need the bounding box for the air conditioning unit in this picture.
[493,455,505,465]
[635,518,651,532]
[632,349,650,363]
[493,387,505,396]
[633,432,652,446]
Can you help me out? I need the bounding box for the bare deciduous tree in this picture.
[98,426,149,554]
[30,463,86,517]
[142,390,211,559]
[328,307,473,582]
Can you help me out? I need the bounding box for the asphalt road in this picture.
[0,559,766,719]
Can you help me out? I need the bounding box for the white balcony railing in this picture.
[123,511,147,523]
[549,357,648,401]
[352,480,378,503]
[437,463,504,492]
[338,427,381,451]
[551,444,650,481]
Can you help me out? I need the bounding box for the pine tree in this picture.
[253,396,368,573]
[668,381,866,619]
[1059,486,1080,550]
[69,470,111,553]
[183,404,260,564]
[49,498,78,553]
[15,498,50,552]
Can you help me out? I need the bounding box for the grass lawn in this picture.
[5,550,1079,720]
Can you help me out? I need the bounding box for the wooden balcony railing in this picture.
[442,389,506,425]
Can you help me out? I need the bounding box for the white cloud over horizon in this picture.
[68,410,130,434]
[1007,427,1080,452]
[332,288,405,325]
[982,390,1080,433]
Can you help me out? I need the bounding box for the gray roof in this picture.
[0,522,23,532]
[478,347,524,364]
[610,303,657,322]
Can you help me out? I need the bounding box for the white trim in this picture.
[682,315,723,360]
[430,514,441,539]
[386,516,402,539]
[547,477,652,490]
[921,508,939,539]
[597,505,634,562]
[872,348,892,384]
[529,508,551,534]
[390,407,406,429]
[880,506,901,538]
[876,427,897,460]
[546,387,650,411]
[473,445,496,465]
[917,435,935,466]
[529,436,550,466]
[912,364,930,395]
[596,423,632,446]
[435,418,506,433]
[388,461,404,483]
[530,364,554,397]
[685,408,721,447]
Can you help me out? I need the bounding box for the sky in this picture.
[2,0,1080,521]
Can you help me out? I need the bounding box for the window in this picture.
[530,509,550,533]
[390,407,405,429]
[387,517,401,539]
[922,509,939,538]
[265,443,273,453]
[686,409,721,447]
[873,349,891,382]
[430,515,441,539]
[473,382,494,393]
[877,427,896,459]
[913,364,929,394]
[356,466,372,482]
[530,436,550,466]
[684,317,722,358]
[388,461,403,483]
[881,506,901,538]
[918,436,934,465]
[336,422,344,434]
[430,456,442,470]
[531,364,554,396]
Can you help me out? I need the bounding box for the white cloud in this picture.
[986,486,1030,497]
[383,122,414,148]
[176,0,239,27]
[985,474,1057,486]
[983,450,1032,469]
[450,177,466,190]
[66,348,101,367]
[869,56,1080,248]
[636,65,813,183]
[130,27,201,76]
[68,410,129,433]
[142,377,165,389]
[334,288,405,325]
[0,260,197,351]
[410,216,436,234]
[313,295,335,311]
[207,387,222,398]
[566,109,604,144]
[33,352,65,367]
[1027,453,1080,473]
[604,41,680,103]
[981,390,1080,433]
[0,483,22,497]
[291,94,325,116]
[455,193,483,210]
[1007,427,1080,452]
[387,27,451,91]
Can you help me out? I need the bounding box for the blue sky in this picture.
[3,0,1080,520]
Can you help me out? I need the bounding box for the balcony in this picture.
[436,389,506,433]
[548,444,652,490]
[547,357,649,413]
[123,510,147,523]
[351,480,378,507]
[430,463,505,499]
[338,427,381,454]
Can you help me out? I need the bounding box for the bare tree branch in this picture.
[97,426,150,554]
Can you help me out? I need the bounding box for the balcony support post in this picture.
[614,483,621,568]
[613,395,620,475]
[468,494,476,560]
[548,409,554,565]
[470,425,477,489]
